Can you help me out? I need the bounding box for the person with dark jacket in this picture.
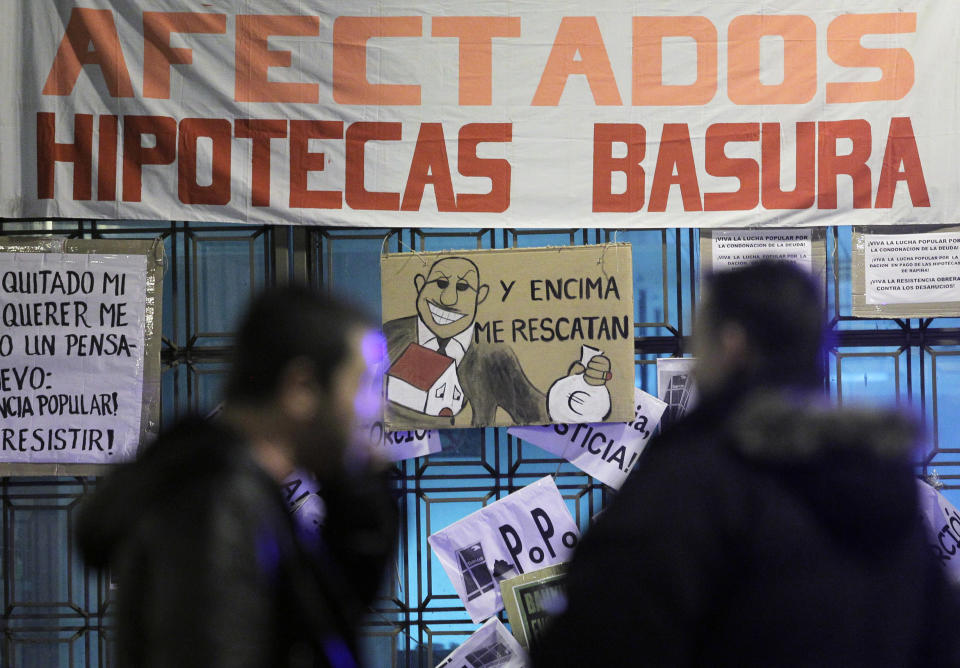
[77,286,398,668]
[532,261,960,667]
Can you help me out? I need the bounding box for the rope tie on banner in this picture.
[381,233,429,277]
[597,230,623,278]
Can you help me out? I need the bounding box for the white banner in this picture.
[1,1,956,228]
[917,480,960,584]
[0,252,146,463]
[508,388,666,489]
[864,232,960,304]
[428,476,579,623]
[435,618,528,668]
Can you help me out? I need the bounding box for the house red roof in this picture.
[387,343,455,391]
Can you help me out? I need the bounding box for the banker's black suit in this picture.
[384,316,548,428]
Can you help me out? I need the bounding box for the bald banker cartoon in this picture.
[384,256,611,428]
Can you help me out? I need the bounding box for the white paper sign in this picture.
[428,476,579,623]
[711,230,813,273]
[864,233,960,305]
[656,357,697,427]
[7,3,960,231]
[281,469,322,513]
[368,422,442,462]
[917,480,960,585]
[0,252,147,463]
[508,388,666,489]
[435,618,528,668]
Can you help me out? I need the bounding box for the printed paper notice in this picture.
[864,233,960,304]
[711,230,812,272]
[0,253,147,463]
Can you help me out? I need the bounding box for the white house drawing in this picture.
[387,343,465,417]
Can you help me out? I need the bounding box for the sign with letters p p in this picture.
[428,476,579,623]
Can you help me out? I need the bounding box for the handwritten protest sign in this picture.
[509,388,666,489]
[382,244,634,430]
[435,618,527,668]
[0,251,149,463]
[429,476,579,623]
[917,480,960,585]
[852,227,960,318]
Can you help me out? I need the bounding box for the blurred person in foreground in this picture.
[77,286,398,668]
[532,260,960,667]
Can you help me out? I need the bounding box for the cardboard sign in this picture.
[917,480,960,585]
[435,618,527,668]
[0,251,148,463]
[381,245,634,429]
[656,357,698,428]
[508,388,666,489]
[500,564,567,650]
[428,476,579,623]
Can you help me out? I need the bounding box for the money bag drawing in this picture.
[383,256,613,428]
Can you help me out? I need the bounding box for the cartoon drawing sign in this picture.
[656,357,698,428]
[381,245,634,429]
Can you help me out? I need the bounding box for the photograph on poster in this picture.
[381,245,634,429]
